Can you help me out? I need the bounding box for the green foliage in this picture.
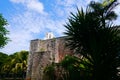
[64,0,120,80]
[40,48,45,52]
[44,62,69,80]
[43,55,92,80]
[0,50,29,79]
[43,64,55,80]
[0,14,9,48]
[0,52,9,71]
[61,55,80,71]
[60,55,82,80]
[60,55,92,80]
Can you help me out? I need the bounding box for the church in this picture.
[26,32,73,80]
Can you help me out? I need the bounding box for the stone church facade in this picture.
[26,36,73,80]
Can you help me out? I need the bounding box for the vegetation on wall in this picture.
[43,55,92,80]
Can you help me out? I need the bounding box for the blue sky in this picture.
[0,0,120,54]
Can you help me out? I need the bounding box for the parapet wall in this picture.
[26,37,73,80]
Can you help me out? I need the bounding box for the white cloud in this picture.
[10,0,25,4]
[1,31,33,54]
[10,0,45,14]
[0,9,65,54]
[56,0,75,7]
[26,0,45,14]
[1,0,120,54]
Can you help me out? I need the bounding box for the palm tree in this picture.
[1,51,28,79]
[64,0,120,80]
[12,51,28,78]
[89,0,119,27]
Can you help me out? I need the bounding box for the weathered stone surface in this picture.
[26,37,73,80]
[31,51,51,80]
[26,39,39,80]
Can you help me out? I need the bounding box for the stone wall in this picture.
[31,51,51,80]
[26,37,73,80]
